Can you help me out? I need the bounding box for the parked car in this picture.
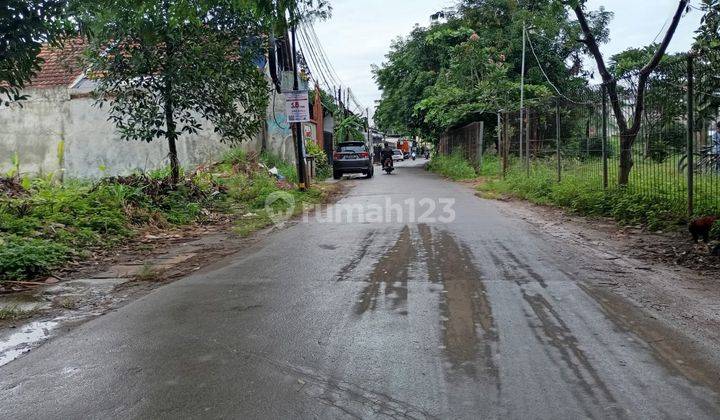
[333,142,373,179]
[393,149,404,162]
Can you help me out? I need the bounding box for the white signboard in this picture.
[285,90,310,123]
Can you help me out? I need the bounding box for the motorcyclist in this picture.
[380,142,394,168]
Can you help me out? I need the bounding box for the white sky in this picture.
[313,0,703,119]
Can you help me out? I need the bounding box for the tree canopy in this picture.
[373,0,611,139]
[75,0,271,183]
[0,0,69,105]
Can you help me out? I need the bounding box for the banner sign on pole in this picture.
[286,90,310,123]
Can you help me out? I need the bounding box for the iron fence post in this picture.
[687,54,695,217]
[556,99,561,182]
[526,109,531,176]
[602,84,609,189]
[478,121,485,172]
[503,112,509,179]
[497,112,502,174]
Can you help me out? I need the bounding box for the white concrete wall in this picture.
[264,89,296,165]
[0,87,261,179]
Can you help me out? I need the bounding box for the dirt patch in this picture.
[495,198,720,274]
[579,282,720,396]
[355,226,412,315]
[486,197,720,390]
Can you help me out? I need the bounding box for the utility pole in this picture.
[366,107,371,148]
[290,11,307,191]
[346,88,351,118]
[519,23,527,172]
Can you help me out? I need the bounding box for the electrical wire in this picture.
[295,16,367,115]
[296,27,334,93]
[525,30,597,105]
[305,23,343,86]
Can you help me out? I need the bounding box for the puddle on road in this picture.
[336,231,377,282]
[348,224,498,377]
[420,225,498,377]
[355,226,412,314]
[522,292,617,411]
[0,277,130,367]
[0,319,59,367]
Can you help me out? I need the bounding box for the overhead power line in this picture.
[525,30,595,105]
[296,27,334,92]
[292,18,367,114]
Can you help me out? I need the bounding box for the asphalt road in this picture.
[1,160,719,419]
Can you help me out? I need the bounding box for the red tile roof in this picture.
[28,38,87,88]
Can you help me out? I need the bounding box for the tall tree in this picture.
[373,0,610,139]
[693,0,720,143]
[569,0,690,185]
[0,0,68,105]
[695,0,720,51]
[77,0,269,184]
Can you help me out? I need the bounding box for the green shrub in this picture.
[260,152,298,183]
[428,152,477,180]
[305,139,332,180]
[0,236,71,280]
[0,148,332,282]
[481,159,720,231]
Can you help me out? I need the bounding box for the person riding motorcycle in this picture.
[380,143,394,169]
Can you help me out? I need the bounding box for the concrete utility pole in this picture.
[519,24,526,167]
[366,108,371,148]
[290,11,307,191]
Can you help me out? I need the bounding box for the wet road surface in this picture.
[1,160,719,419]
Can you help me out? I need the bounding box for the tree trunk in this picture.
[164,93,180,184]
[162,0,179,185]
[571,1,688,188]
[164,77,180,185]
[618,132,635,186]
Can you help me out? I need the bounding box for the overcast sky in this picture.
[313,0,703,119]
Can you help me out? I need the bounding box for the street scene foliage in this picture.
[373,0,610,139]
[0,0,337,284]
[0,151,328,282]
[372,1,720,236]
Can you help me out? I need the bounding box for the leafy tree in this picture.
[695,0,720,51]
[569,0,690,185]
[373,0,610,140]
[77,0,269,184]
[373,25,472,138]
[417,34,536,134]
[694,0,720,142]
[334,114,365,142]
[609,45,688,161]
[0,0,68,105]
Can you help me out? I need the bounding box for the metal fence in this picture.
[442,52,720,217]
[438,121,487,169]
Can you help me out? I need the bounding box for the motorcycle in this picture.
[383,157,395,174]
[411,152,416,161]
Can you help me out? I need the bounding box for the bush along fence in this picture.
[439,51,720,220]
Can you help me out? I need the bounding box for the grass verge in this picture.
[427,152,478,180]
[479,158,720,234]
[0,150,331,283]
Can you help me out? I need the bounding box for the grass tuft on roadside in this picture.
[0,150,331,283]
[427,152,478,180]
[0,305,35,321]
[480,159,720,234]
